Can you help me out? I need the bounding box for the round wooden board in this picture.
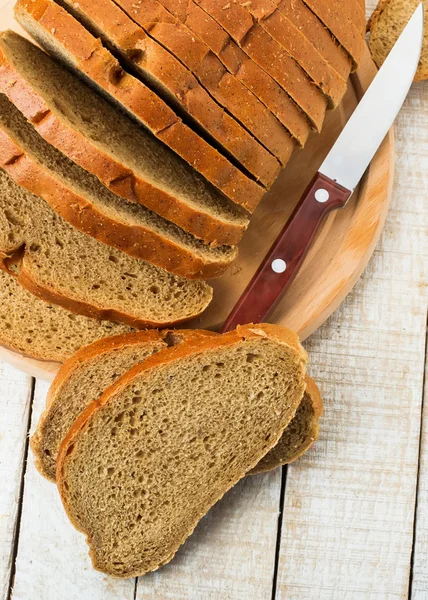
[0,9,394,380]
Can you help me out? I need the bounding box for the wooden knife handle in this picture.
[221,173,352,333]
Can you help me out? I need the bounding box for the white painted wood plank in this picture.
[276,79,428,599]
[0,363,32,600]
[136,470,281,599]
[10,379,135,600]
[410,342,428,600]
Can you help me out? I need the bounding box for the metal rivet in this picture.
[315,188,330,203]
[271,259,286,273]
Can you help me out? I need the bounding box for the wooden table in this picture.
[0,2,427,598]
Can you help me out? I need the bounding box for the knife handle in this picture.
[221,173,352,333]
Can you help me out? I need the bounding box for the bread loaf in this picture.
[0,31,249,247]
[56,324,307,577]
[14,0,267,209]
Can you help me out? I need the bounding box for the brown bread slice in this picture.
[193,0,328,131]
[87,0,295,165]
[0,167,213,328]
[57,324,307,577]
[234,0,348,107]
[301,0,366,69]
[276,0,352,81]
[139,0,311,146]
[31,329,216,481]
[14,0,267,209]
[0,269,133,362]
[251,376,323,474]
[368,0,428,82]
[0,94,237,279]
[0,32,248,247]
[57,0,286,170]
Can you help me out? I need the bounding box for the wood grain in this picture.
[0,0,394,379]
[0,364,32,599]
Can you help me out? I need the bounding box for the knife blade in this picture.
[222,3,424,333]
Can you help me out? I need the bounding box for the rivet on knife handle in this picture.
[221,173,352,333]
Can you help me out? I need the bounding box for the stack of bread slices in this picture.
[0,0,366,363]
[31,323,323,577]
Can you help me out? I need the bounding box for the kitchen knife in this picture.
[222,3,424,333]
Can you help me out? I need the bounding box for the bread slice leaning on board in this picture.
[0,269,134,362]
[368,0,428,82]
[0,31,249,248]
[32,329,322,481]
[0,166,213,329]
[0,94,237,279]
[60,0,296,166]
[56,324,308,577]
[14,0,279,196]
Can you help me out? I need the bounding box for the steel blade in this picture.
[320,3,424,192]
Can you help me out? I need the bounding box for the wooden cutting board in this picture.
[0,1,394,379]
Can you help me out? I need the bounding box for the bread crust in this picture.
[31,328,214,480]
[15,0,279,194]
[90,0,295,164]
[56,323,307,576]
[0,127,237,279]
[193,0,328,130]
[0,38,249,247]
[146,0,312,146]
[250,374,323,473]
[301,0,366,70]
[235,0,348,107]
[276,0,352,81]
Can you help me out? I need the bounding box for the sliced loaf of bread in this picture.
[0,167,213,328]
[31,329,216,481]
[0,31,249,247]
[56,0,287,170]
[236,0,348,107]
[193,0,328,131]
[66,0,295,166]
[14,0,279,193]
[13,0,267,210]
[127,0,311,147]
[0,94,237,279]
[251,376,323,474]
[56,324,307,577]
[276,0,352,81]
[0,269,133,362]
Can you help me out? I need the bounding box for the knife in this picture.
[221,3,424,333]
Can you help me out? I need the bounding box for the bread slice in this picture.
[56,324,307,577]
[250,375,322,474]
[13,1,267,211]
[0,32,249,247]
[193,0,328,131]
[368,0,428,82]
[276,0,352,81]
[301,0,366,69]
[233,0,348,108]
[0,167,212,328]
[74,0,295,166]
[139,0,311,147]
[31,329,216,481]
[14,0,279,192]
[0,94,237,279]
[0,269,134,362]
